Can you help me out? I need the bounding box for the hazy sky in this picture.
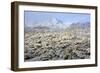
[24,11,90,26]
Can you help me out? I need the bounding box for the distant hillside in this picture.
[69,22,90,29]
[25,18,90,33]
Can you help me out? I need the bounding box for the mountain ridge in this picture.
[24,18,90,32]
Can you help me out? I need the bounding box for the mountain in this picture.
[24,18,68,32]
[25,17,90,33]
[69,22,90,30]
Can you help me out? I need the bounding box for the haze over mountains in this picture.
[24,18,90,32]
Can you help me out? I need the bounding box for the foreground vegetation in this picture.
[24,28,90,61]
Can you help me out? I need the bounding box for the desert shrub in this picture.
[24,29,90,61]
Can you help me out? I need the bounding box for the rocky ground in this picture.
[24,29,90,61]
